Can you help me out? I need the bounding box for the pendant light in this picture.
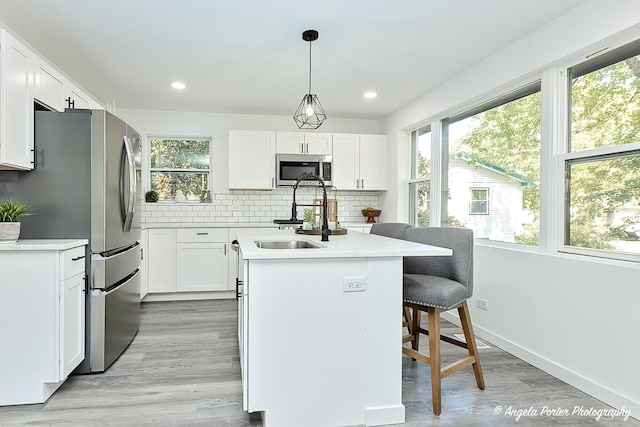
[293,30,327,129]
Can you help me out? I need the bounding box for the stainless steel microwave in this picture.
[276,154,333,187]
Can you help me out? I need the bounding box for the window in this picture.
[564,40,640,257]
[149,137,211,201]
[470,188,488,214]
[409,126,431,227]
[443,83,541,244]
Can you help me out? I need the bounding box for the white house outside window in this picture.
[442,83,541,244]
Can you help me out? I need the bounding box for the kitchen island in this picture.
[235,229,451,427]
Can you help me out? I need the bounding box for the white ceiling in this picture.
[0,0,587,120]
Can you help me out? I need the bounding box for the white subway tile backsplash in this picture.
[141,189,378,225]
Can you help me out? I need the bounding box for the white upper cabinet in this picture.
[34,48,102,112]
[65,82,90,109]
[0,29,35,170]
[35,57,65,111]
[229,130,276,190]
[276,131,332,155]
[332,134,387,191]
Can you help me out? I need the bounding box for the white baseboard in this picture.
[142,290,235,302]
[441,311,639,421]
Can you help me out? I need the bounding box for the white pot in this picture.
[0,222,21,244]
[175,190,186,203]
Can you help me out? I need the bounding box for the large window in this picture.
[564,40,640,257]
[409,126,431,227]
[149,137,211,201]
[443,83,541,244]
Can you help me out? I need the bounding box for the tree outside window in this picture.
[150,138,211,201]
[566,46,640,255]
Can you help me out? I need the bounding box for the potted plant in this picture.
[0,199,34,243]
[145,190,159,203]
[361,206,382,223]
[303,208,313,230]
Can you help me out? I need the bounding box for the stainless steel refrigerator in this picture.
[0,109,142,373]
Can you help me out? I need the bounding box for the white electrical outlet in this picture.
[476,298,489,311]
[343,277,366,292]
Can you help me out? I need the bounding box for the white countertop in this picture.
[141,221,372,229]
[0,239,88,251]
[236,229,451,260]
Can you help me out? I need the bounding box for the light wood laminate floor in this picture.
[0,300,635,426]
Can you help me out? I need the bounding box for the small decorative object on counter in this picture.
[145,190,159,203]
[361,207,382,223]
[0,199,34,243]
[174,189,186,203]
[303,208,313,230]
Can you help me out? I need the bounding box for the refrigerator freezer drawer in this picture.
[90,269,140,372]
[92,243,141,290]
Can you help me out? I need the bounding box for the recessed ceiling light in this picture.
[171,82,186,90]
[363,91,377,99]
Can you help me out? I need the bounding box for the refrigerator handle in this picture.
[121,136,136,232]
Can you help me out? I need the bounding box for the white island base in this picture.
[236,230,451,426]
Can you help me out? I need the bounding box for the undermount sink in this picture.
[254,239,323,249]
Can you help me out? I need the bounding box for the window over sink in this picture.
[149,137,212,201]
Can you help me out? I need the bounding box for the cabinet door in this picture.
[65,83,90,109]
[276,131,305,154]
[331,134,359,190]
[358,134,387,191]
[229,130,276,189]
[60,274,85,379]
[35,57,65,111]
[176,242,228,291]
[0,30,35,170]
[147,228,177,293]
[305,133,332,154]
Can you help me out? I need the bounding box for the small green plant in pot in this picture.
[145,190,159,203]
[0,199,34,243]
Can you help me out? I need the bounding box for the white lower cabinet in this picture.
[145,227,231,296]
[0,242,86,405]
[147,228,177,293]
[176,228,228,291]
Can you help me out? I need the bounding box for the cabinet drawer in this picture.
[177,228,227,243]
[61,246,86,280]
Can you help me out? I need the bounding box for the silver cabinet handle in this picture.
[196,232,209,235]
[224,243,227,256]
[301,143,304,153]
[72,255,85,261]
[361,178,364,189]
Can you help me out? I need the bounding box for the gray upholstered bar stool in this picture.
[402,227,485,415]
[369,222,411,239]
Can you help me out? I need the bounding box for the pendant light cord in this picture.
[308,40,312,95]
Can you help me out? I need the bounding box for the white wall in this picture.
[380,0,640,417]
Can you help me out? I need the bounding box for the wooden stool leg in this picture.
[403,306,413,335]
[458,301,485,390]
[412,308,421,351]
[428,307,441,415]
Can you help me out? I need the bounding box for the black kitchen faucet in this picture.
[291,173,331,241]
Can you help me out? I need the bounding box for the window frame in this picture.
[441,81,542,243]
[559,40,640,262]
[147,136,213,202]
[409,125,432,227]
